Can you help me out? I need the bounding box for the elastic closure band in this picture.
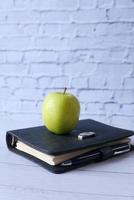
[99,147,114,161]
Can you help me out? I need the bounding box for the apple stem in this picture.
[63,87,67,94]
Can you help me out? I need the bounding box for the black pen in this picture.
[60,151,100,166]
[60,142,131,167]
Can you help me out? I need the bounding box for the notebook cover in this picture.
[6,119,134,173]
[6,119,134,155]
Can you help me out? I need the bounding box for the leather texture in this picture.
[6,119,134,173]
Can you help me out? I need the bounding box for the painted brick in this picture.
[67,35,134,50]
[115,0,134,8]
[0,100,21,112]
[0,24,39,36]
[41,12,71,23]
[106,77,123,89]
[3,10,66,25]
[109,8,134,22]
[67,37,96,50]
[72,10,107,23]
[22,24,40,36]
[97,64,133,77]
[38,77,52,88]
[64,63,97,75]
[0,76,5,87]
[0,24,22,35]
[89,74,106,89]
[80,102,86,114]
[22,77,37,88]
[104,103,120,115]
[6,11,39,23]
[76,50,118,63]
[108,50,126,63]
[5,24,38,37]
[126,50,134,62]
[14,0,31,8]
[111,115,134,130]
[51,77,70,88]
[77,23,134,37]
[119,104,134,116]
[98,0,114,8]
[58,51,75,63]
[5,76,22,89]
[30,64,62,76]
[124,78,134,89]
[15,0,78,10]
[10,113,41,122]
[14,88,43,100]
[24,51,58,63]
[86,103,105,114]
[0,52,6,63]
[43,24,77,37]
[0,37,32,50]
[0,64,28,75]
[6,51,23,63]
[95,35,134,49]
[0,88,12,100]
[72,50,92,63]
[78,90,113,103]
[35,37,69,50]
[74,49,126,63]
[21,101,38,113]
[114,91,134,103]
[36,101,43,113]
[0,0,13,9]
[95,23,134,35]
[77,24,96,37]
[79,0,97,9]
[0,101,5,112]
[0,12,6,22]
[95,49,125,63]
[71,77,88,89]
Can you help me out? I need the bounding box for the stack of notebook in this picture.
[6,119,134,173]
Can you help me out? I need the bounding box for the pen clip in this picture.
[60,161,72,166]
[113,143,131,155]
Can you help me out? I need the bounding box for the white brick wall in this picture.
[0,0,134,130]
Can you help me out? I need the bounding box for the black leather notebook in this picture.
[6,119,134,173]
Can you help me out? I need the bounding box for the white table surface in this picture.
[1,119,134,200]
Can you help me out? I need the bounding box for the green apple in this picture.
[42,88,80,134]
